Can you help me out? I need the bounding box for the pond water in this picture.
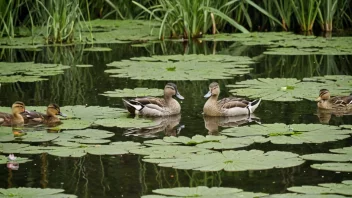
[0,41,352,197]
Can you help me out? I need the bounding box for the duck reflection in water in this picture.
[204,114,261,135]
[123,114,184,138]
[316,108,352,124]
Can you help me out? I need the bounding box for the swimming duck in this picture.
[315,89,352,110]
[0,101,28,126]
[122,83,184,117]
[203,82,261,116]
[30,103,66,124]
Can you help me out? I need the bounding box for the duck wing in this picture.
[217,97,249,109]
[123,97,166,114]
[331,95,352,106]
[134,97,166,107]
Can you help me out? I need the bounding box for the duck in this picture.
[122,83,184,117]
[315,89,352,110]
[203,82,261,116]
[29,103,66,125]
[0,101,28,126]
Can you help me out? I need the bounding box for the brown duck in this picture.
[316,89,352,110]
[0,101,28,126]
[30,104,66,124]
[123,83,184,117]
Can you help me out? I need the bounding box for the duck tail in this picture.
[248,99,261,113]
[122,99,144,114]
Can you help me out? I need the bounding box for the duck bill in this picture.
[175,91,184,100]
[59,112,67,117]
[204,91,212,98]
[315,97,321,102]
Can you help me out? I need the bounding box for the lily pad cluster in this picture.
[0,20,160,49]
[227,75,352,101]
[144,135,256,150]
[0,154,31,164]
[202,32,352,55]
[0,187,76,198]
[221,124,351,144]
[142,186,268,198]
[130,145,304,171]
[101,87,163,98]
[0,141,143,158]
[105,54,254,81]
[287,180,352,196]
[0,62,70,83]
[301,146,352,172]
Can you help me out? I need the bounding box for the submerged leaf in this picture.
[0,187,76,198]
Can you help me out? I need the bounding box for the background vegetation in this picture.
[0,0,351,42]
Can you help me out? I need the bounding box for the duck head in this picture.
[315,89,330,101]
[204,82,220,98]
[164,83,184,99]
[11,101,27,114]
[47,103,67,117]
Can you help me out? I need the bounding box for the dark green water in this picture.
[0,41,352,197]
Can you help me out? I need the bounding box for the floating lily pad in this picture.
[0,62,70,83]
[0,155,32,164]
[301,146,352,162]
[16,131,59,143]
[101,88,163,98]
[0,187,76,198]
[81,20,160,43]
[288,180,352,196]
[105,55,253,81]
[0,127,16,142]
[56,119,93,130]
[132,145,304,171]
[311,163,352,172]
[52,129,114,145]
[221,124,351,144]
[142,186,268,198]
[267,194,347,198]
[144,135,255,149]
[340,125,352,130]
[94,117,157,128]
[202,32,352,55]
[227,76,351,101]
[0,141,142,157]
[83,47,112,51]
[0,75,47,83]
[76,64,93,68]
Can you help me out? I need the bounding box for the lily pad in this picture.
[55,119,93,130]
[227,76,351,101]
[15,131,59,143]
[132,145,304,171]
[288,180,352,196]
[52,129,114,145]
[142,186,268,198]
[0,62,70,83]
[0,127,16,142]
[0,187,76,198]
[105,55,253,81]
[301,146,352,162]
[101,88,163,98]
[0,141,142,157]
[83,47,112,51]
[221,124,351,144]
[94,117,157,128]
[267,194,347,198]
[0,155,32,164]
[311,163,352,172]
[144,135,255,150]
[202,32,352,55]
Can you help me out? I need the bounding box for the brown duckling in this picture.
[0,101,28,126]
[31,104,66,125]
[316,89,352,110]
